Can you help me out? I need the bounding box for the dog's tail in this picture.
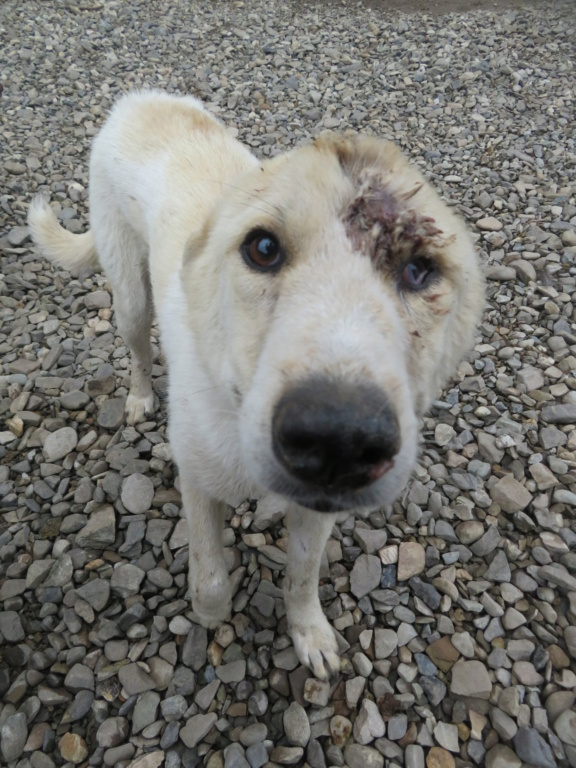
[28,195,99,271]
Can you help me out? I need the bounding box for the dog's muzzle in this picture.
[272,377,400,495]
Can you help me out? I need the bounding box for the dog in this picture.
[28,90,484,680]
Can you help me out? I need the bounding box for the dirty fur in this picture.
[343,171,450,274]
[28,90,485,680]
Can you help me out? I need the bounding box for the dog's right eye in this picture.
[241,230,284,273]
[400,256,438,291]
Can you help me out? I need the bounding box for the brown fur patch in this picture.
[120,101,224,161]
[141,102,218,137]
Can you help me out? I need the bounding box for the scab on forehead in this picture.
[343,175,447,270]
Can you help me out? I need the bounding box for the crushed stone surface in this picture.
[0,0,575,767]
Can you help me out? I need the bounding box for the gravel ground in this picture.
[1,0,576,767]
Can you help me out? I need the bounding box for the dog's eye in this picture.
[400,257,438,291]
[241,230,284,272]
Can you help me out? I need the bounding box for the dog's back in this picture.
[28,90,260,424]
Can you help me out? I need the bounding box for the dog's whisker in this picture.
[168,385,225,402]
[234,200,283,220]
[198,177,281,216]
[186,385,222,396]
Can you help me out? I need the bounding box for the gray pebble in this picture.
[247,689,268,716]
[216,660,246,684]
[121,473,155,514]
[350,554,382,598]
[0,611,25,642]
[75,505,116,549]
[111,563,145,596]
[42,427,78,462]
[97,398,127,429]
[132,690,160,733]
[1,712,28,763]
[344,744,384,768]
[64,663,94,692]
[96,717,129,748]
[180,713,217,748]
[245,742,268,768]
[283,701,310,746]
[514,727,557,768]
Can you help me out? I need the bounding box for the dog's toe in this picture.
[291,618,341,681]
[190,576,233,629]
[192,599,232,629]
[126,393,155,425]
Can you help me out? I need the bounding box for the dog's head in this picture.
[182,133,484,512]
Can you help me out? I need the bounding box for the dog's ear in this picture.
[314,131,404,183]
[313,131,358,172]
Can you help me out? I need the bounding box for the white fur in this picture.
[29,89,484,680]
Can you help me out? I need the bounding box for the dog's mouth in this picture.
[293,495,355,513]
[283,458,394,511]
[265,474,390,514]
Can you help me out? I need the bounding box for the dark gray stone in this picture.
[409,576,441,610]
[514,727,556,768]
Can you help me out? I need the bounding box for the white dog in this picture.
[29,90,484,680]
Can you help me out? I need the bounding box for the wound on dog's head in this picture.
[343,175,447,288]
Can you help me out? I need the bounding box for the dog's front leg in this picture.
[182,481,232,628]
[285,507,341,680]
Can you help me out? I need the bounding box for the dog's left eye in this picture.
[400,257,438,291]
[241,230,284,272]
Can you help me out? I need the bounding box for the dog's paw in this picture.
[190,577,232,629]
[126,392,155,425]
[290,616,341,681]
[192,596,232,629]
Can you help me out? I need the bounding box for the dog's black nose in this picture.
[272,378,400,492]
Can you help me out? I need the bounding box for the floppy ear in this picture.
[314,131,406,183]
